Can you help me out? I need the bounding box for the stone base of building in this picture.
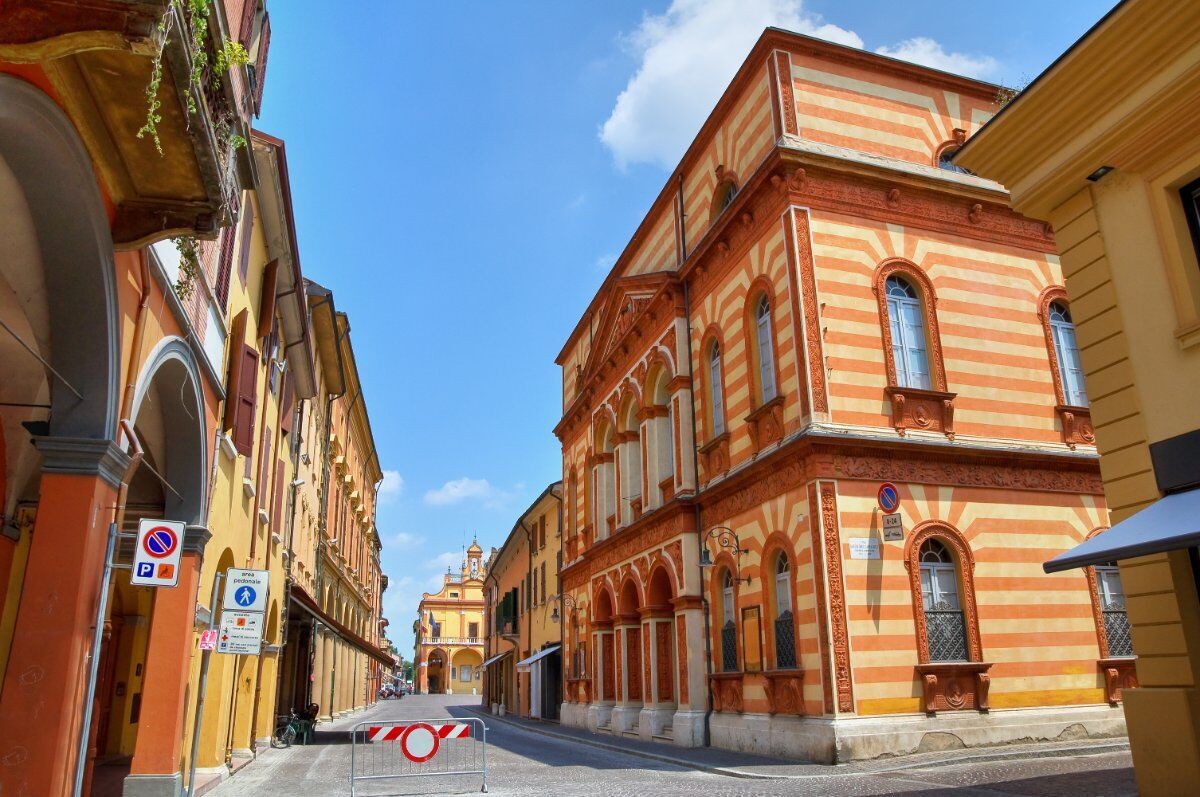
[121,772,181,797]
[564,704,707,747]
[709,703,1127,763]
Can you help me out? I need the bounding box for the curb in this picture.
[462,707,780,780]
[466,707,1130,781]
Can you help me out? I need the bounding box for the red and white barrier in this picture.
[367,722,471,742]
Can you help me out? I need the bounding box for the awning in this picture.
[1045,488,1200,573]
[516,645,561,670]
[482,651,511,669]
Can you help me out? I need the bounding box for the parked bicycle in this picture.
[271,703,319,748]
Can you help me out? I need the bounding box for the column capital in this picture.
[34,436,129,488]
[183,525,211,555]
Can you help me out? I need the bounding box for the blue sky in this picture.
[256,0,1115,655]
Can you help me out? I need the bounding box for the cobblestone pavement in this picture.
[204,695,1136,796]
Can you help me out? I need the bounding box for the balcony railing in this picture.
[427,636,483,646]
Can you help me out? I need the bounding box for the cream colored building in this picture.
[958,1,1200,793]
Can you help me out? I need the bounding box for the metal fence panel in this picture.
[350,717,488,795]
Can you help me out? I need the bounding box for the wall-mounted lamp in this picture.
[1087,165,1115,182]
[700,526,751,584]
[549,592,579,624]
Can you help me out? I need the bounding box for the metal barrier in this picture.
[350,717,488,795]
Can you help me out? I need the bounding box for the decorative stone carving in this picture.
[745,396,786,452]
[886,386,957,439]
[699,432,731,480]
[763,669,806,715]
[915,662,992,714]
[710,673,744,713]
[1099,657,1138,706]
[819,484,855,713]
[1057,405,1096,449]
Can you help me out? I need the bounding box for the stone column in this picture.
[587,623,615,731]
[670,595,708,746]
[125,527,210,797]
[612,613,643,733]
[0,441,127,797]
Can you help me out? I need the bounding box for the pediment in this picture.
[580,273,674,385]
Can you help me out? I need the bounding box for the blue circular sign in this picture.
[878,483,900,513]
[235,585,257,607]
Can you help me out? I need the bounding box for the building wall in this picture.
[555,28,1121,761]
[417,546,485,695]
[484,533,527,712]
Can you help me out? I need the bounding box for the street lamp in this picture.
[549,592,579,624]
[700,526,750,584]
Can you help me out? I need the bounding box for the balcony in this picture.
[427,636,483,646]
[0,0,254,246]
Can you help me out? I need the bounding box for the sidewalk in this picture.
[464,706,1131,780]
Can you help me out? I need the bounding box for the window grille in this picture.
[919,539,968,662]
[721,622,738,673]
[774,611,797,670]
[1097,565,1133,657]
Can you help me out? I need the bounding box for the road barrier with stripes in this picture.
[350,717,488,794]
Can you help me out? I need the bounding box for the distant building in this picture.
[482,483,562,718]
[414,543,486,694]
[554,27,1122,762]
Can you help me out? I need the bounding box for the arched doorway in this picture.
[450,648,483,695]
[645,566,677,710]
[0,74,128,796]
[617,579,643,705]
[428,649,447,694]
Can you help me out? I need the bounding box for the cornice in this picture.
[34,436,131,489]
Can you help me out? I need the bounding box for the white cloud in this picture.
[378,470,404,503]
[593,252,616,272]
[424,550,463,576]
[390,531,424,547]
[874,37,998,80]
[423,477,506,508]
[600,0,861,168]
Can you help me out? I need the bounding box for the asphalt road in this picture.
[203,695,1136,796]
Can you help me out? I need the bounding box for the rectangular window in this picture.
[540,563,546,604]
[468,622,478,639]
[1180,177,1200,269]
[459,665,471,682]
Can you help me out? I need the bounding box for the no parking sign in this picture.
[131,519,184,587]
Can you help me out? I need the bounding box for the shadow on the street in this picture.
[874,765,1137,797]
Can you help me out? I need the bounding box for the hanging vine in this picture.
[173,236,202,300]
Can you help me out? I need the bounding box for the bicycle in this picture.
[271,708,311,748]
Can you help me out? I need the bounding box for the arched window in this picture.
[885,276,931,390]
[772,553,796,669]
[1096,563,1132,657]
[1049,302,1087,407]
[720,570,737,672]
[937,147,973,174]
[755,295,777,403]
[711,179,738,222]
[708,340,725,436]
[919,540,968,662]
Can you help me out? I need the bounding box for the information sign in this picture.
[222,569,269,613]
[849,537,882,560]
[883,513,904,541]
[216,611,264,655]
[198,629,218,650]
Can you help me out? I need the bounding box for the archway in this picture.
[427,649,447,694]
[617,578,643,705]
[592,586,616,703]
[450,648,483,695]
[646,566,676,706]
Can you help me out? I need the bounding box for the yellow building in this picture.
[521,483,563,720]
[415,543,486,694]
[958,1,1200,793]
[183,130,316,782]
[276,280,392,723]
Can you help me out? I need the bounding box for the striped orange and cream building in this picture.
[553,28,1130,762]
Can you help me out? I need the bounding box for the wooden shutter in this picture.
[223,310,248,432]
[253,13,271,113]
[280,370,295,435]
[215,226,236,310]
[272,457,285,532]
[232,342,259,455]
[239,0,258,45]
[257,259,278,340]
[258,429,272,500]
[237,196,256,286]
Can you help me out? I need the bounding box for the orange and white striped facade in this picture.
[553,29,1128,762]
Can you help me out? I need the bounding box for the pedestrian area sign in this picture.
[222,568,269,612]
[217,568,269,655]
[217,611,263,655]
[130,519,184,587]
